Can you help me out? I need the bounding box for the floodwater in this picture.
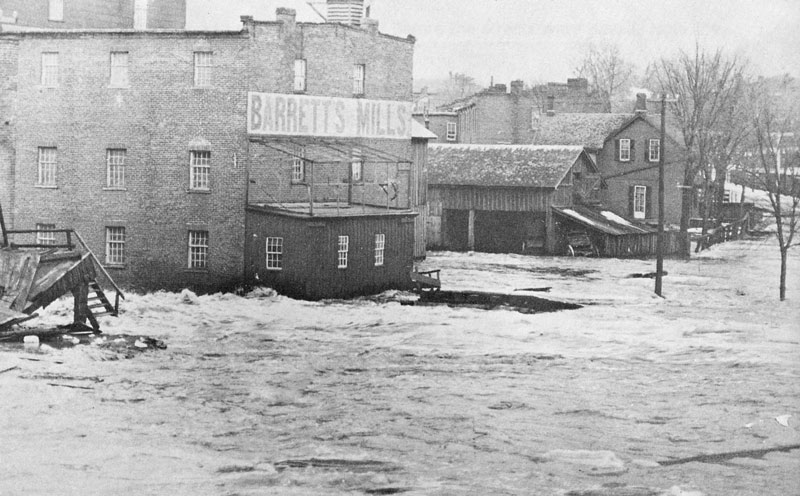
[1,237,798,495]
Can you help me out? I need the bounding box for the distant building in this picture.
[424,94,689,257]
[0,0,186,31]
[533,94,686,227]
[413,78,605,145]
[0,8,429,298]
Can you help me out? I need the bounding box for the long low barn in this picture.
[425,144,601,254]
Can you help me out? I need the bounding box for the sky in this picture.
[187,0,799,89]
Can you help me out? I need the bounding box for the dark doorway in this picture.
[443,209,469,250]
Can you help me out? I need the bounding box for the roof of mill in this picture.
[427,144,586,188]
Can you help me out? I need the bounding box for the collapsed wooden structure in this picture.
[0,203,123,333]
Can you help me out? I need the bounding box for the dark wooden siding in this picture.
[429,185,559,212]
[245,209,415,300]
[411,139,428,258]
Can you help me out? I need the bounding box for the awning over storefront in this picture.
[552,205,654,236]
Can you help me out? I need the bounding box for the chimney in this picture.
[510,80,524,96]
[240,15,254,35]
[275,7,296,26]
[546,95,555,116]
[326,0,365,26]
[635,93,647,114]
[362,17,379,35]
[567,77,588,91]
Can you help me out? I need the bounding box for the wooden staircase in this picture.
[85,280,118,331]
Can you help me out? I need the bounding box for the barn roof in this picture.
[427,144,586,188]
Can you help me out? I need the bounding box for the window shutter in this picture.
[615,139,620,161]
[645,186,653,219]
[645,141,650,162]
[628,185,635,217]
[629,140,635,161]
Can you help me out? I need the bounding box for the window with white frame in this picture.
[193,51,213,87]
[619,139,631,161]
[37,147,57,187]
[105,226,126,265]
[353,64,365,95]
[446,122,457,141]
[188,230,209,269]
[351,149,363,183]
[633,185,647,219]
[374,233,385,266]
[109,51,129,87]
[337,235,349,269]
[649,139,660,162]
[106,149,126,189]
[41,52,59,87]
[294,59,307,92]
[134,0,148,29]
[48,0,64,21]
[291,146,305,182]
[189,150,210,190]
[266,237,283,270]
[36,223,56,245]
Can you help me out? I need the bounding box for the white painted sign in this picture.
[247,92,412,140]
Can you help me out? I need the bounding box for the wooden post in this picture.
[467,209,475,251]
[72,283,89,325]
[0,201,7,247]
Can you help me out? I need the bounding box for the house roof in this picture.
[427,144,586,188]
[534,112,686,149]
[552,205,655,236]
[533,113,634,148]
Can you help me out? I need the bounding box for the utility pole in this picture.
[649,93,678,297]
[656,95,667,296]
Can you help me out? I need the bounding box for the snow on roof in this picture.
[600,210,638,228]
[553,205,654,235]
[412,120,438,139]
[561,208,599,228]
[427,144,584,188]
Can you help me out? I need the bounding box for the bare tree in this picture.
[575,44,634,113]
[648,46,747,249]
[441,71,480,104]
[742,75,799,300]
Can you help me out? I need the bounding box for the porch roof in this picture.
[552,205,655,236]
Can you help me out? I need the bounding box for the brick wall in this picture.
[10,31,250,291]
[0,0,185,30]
[597,118,685,225]
[0,37,17,226]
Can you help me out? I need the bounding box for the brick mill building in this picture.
[0,6,431,298]
[0,0,186,31]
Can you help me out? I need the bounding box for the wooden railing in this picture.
[3,228,125,313]
[603,231,689,258]
[695,212,750,253]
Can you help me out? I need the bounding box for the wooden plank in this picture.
[0,251,41,312]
